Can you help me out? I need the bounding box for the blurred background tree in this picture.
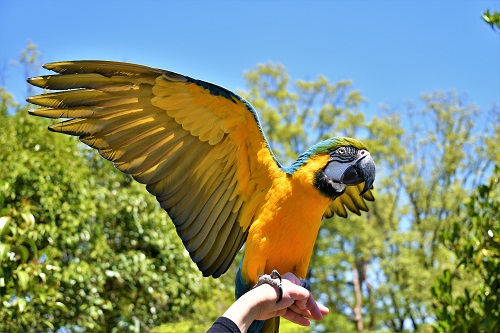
[482,9,500,33]
[1,43,498,332]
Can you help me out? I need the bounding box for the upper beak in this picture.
[340,153,376,195]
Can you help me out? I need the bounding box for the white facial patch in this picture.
[323,162,349,182]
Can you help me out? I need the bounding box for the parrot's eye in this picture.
[337,147,346,154]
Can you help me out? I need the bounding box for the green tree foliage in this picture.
[432,167,500,332]
[240,64,499,332]
[0,87,17,117]
[482,9,500,33]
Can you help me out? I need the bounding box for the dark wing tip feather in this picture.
[42,60,164,77]
[362,188,375,201]
[27,76,42,87]
[28,108,57,119]
[351,210,362,217]
[162,71,188,82]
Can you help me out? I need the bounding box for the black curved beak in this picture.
[341,153,376,195]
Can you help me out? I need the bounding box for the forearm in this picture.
[221,284,277,333]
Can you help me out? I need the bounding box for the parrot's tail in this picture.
[261,317,280,333]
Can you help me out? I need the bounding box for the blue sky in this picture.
[1,0,499,117]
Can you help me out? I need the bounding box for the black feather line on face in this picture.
[329,146,359,163]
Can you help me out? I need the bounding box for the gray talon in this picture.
[253,269,283,303]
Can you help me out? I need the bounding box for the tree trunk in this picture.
[363,262,376,331]
[352,266,364,332]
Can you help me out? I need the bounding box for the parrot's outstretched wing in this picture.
[323,182,375,219]
[27,60,280,278]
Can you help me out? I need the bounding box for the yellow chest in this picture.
[242,166,331,282]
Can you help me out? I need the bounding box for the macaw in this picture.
[27,61,375,332]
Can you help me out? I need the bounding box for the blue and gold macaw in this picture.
[27,61,375,332]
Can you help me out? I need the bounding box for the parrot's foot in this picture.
[254,269,283,303]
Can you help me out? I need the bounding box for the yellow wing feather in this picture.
[27,60,279,277]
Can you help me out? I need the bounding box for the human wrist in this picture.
[221,287,263,333]
[252,282,281,306]
[241,284,277,326]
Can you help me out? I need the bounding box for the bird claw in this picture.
[253,269,283,303]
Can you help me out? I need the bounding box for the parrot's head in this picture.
[290,137,376,198]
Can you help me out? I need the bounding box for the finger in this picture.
[275,308,287,317]
[281,308,311,327]
[288,303,327,322]
[289,295,324,320]
[294,296,308,310]
[289,304,313,318]
[282,272,301,286]
[281,280,310,301]
[319,303,330,316]
[305,295,324,320]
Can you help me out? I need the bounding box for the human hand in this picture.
[220,272,328,332]
[251,272,329,326]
